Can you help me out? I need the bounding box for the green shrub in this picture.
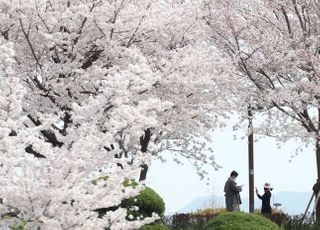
[261,211,287,227]
[121,187,165,220]
[11,222,26,230]
[92,180,165,222]
[8,219,27,230]
[140,223,169,230]
[310,224,320,230]
[167,213,196,230]
[91,176,109,185]
[263,211,315,230]
[122,178,138,189]
[163,208,226,230]
[203,212,279,230]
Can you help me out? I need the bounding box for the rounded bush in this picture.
[140,223,169,230]
[121,187,165,219]
[203,212,279,230]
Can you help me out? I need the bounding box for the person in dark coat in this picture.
[256,183,273,214]
[224,170,243,211]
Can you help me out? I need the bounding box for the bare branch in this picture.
[292,0,306,32]
[281,6,293,36]
[19,18,41,67]
[126,1,152,48]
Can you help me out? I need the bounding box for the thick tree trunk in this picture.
[316,109,320,223]
[139,129,151,182]
[316,141,320,222]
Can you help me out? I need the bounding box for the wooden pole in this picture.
[248,104,254,213]
[300,192,314,226]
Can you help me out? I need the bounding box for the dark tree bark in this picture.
[25,145,46,158]
[139,164,149,182]
[40,130,64,147]
[313,178,320,223]
[139,129,151,181]
[316,109,320,223]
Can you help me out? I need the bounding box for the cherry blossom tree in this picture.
[202,0,320,220]
[0,0,228,228]
[131,0,229,181]
[0,26,158,230]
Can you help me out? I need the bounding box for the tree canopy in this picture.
[0,0,228,229]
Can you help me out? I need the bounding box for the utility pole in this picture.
[248,103,254,213]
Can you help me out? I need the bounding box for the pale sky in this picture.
[146,125,316,214]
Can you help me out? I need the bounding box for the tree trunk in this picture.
[316,109,320,223]
[139,129,151,181]
[315,141,320,222]
[139,164,149,182]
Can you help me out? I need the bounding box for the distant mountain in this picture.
[178,191,313,215]
[272,191,313,214]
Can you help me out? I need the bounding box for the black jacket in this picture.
[257,190,272,214]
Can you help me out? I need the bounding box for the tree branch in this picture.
[19,18,41,67]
